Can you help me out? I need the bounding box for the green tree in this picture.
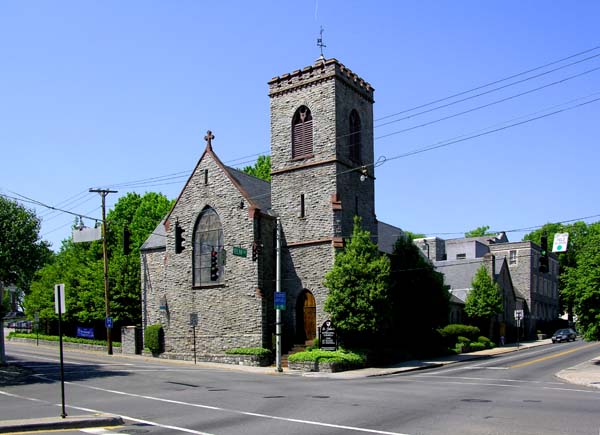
[0,196,52,363]
[403,231,426,240]
[389,235,449,355]
[323,217,391,347]
[524,221,591,316]
[464,265,503,338]
[241,155,271,181]
[464,225,492,238]
[25,192,172,335]
[561,222,600,340]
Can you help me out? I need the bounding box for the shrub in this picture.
[288,349,366,365]
[144,324,164,355]
[438,324,481,341]
[225,347,272,358]
[469,342,486,352]
[306,338,320,351]
[477,336,493,348]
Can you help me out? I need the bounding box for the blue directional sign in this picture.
[105,317,113,328]
[274,292,286,310]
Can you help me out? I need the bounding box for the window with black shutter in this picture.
[349,109,361,163]
[292,106,313,159]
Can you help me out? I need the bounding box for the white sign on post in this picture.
[54,284,66,314]
[552,233,569,253]
[514,309,524,320]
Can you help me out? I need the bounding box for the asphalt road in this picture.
[2,340,599,435]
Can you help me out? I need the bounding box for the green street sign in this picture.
[233,246,247,257]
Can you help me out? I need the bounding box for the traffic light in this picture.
[210,249,219,281]
[175,222,185,254]
[539,233,549,273]
[123,227,132,255]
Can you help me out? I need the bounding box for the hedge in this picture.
[7,332,121,347]
[225,347,272,358]
[144,324,163,354]
[288,349,366,365]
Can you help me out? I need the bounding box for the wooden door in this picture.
[302,291,316,342]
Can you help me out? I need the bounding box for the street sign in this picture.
[274,292,286,310]
[514,309,524,320]
[189,313,198,327]
[54,284,66,314]
[105,317,113,329]
[232,246,247,257]
[552,232,569,253]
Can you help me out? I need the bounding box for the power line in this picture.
[374,66,600,138]
[375,45,600,123]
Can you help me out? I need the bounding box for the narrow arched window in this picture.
[292,106,313,158]
[193,207,224,286]
[349,109,361,163]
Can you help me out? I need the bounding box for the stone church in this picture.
[140,56,403,360]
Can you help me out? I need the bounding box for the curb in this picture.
[0,414,123,434]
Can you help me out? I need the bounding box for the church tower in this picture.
[268,57,376,344]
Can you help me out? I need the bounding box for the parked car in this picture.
[551,328,577,343]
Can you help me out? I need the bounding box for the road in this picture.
[2,340,599,435]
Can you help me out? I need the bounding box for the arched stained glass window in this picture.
[349,109,361,163]
[193,207,224,286]
[292,106,313,158]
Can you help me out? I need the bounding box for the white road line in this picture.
[38,376,413,435]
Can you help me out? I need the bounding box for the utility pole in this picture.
[89,188,117,355]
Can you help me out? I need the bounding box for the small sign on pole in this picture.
[552,233,569,253]
[514,309,524,321]
[54,284,66,314]
[274,292,286,310]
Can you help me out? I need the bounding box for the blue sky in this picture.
[1,1,599,251]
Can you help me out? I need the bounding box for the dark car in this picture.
[551,328,577,343]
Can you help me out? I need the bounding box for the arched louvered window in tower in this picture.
[292,106,313,159]
[193,207,224,286]
[349,109,361,163]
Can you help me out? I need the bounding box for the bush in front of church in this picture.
[144,324,164,355]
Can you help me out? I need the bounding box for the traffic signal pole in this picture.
[275,217,283,372]
[89,188,117,355]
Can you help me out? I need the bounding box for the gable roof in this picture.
[224,166,271,212]
[140,219,166,251]
[165,137,272,223]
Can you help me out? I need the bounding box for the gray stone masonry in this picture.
[269,58,377,344]
[159,150,270,357]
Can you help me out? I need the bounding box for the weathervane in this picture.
[317,26,326,58]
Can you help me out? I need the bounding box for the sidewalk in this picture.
[1,338,598,433]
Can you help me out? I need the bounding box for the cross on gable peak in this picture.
[204,130,215,150]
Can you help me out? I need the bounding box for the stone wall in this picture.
[159,151,268,357]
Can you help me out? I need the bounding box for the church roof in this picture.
[377,221,404,254]
[140,219,166,251]
[224,166,271,212]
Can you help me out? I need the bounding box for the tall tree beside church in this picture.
[561,222,600,340]
[25,192,173,332]
[241,155,271,181]
[0,196,52,363]
[389,235,449,355]
[465,265,503,338]
[323,217,391,347]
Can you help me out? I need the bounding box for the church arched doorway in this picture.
[296,290,316,343]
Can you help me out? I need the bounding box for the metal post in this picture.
[275,217,283,373]
[57,286,67,418]
[90,188,117,355]
[193,326,197,365]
